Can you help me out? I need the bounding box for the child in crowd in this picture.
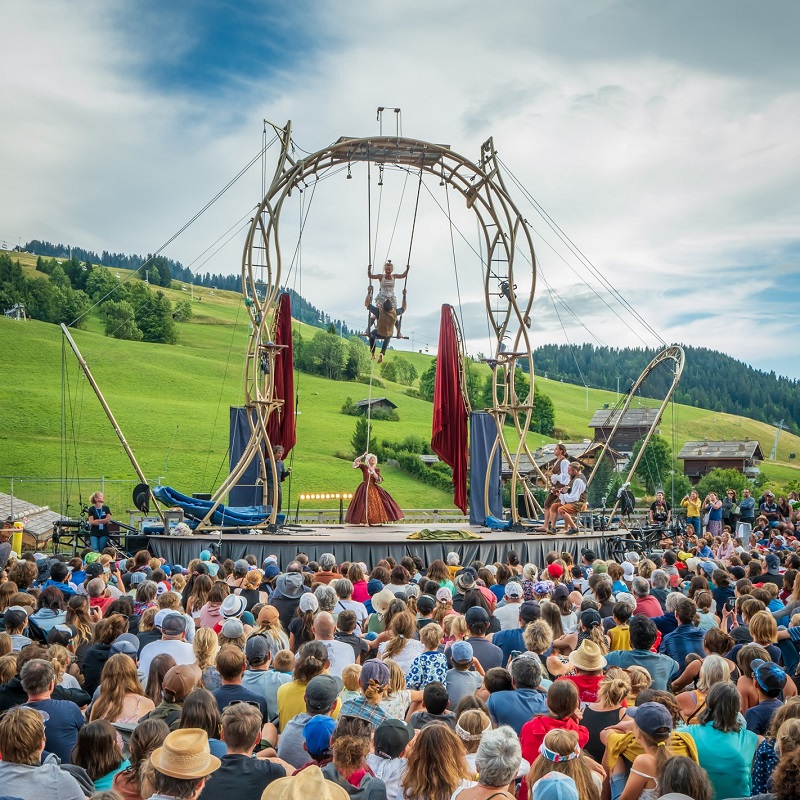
[608,603,633,651]
[695,590,720,631]
[340,664,363,704]
[406,623,448,690]
[519,680,589,763]
[409,681,456,730]
[366,718,414,800]
[445,640,483,710]
[334,610,370,662]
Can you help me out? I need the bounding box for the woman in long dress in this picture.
[345,453,404,525]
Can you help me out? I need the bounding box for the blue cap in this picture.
[199,550,212,561]
[699,560,716,576]
[532,773,578,800]
[263,564,280,580]
[303,714,337,756]
[161,565,172,576]
[367,579,384,596]
[451,640,473,663]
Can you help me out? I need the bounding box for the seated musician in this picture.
[365,287,407,364]
[556,461,588,535]
[536,443,570,532]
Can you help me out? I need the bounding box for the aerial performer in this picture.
[266,445,290,512]
[365,260,408,331]
[86,491,111,551]
[365,285,407,363]
[345,453,404,525]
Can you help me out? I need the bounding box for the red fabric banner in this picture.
[431,304,468,514]
[266,292,296,457]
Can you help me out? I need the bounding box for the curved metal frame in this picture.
[587,345,686,520]
[204,121,541,527]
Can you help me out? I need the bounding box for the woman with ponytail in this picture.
[378,610,423,675]
[340,658,391,726]
[551,608,610,656]
[276,640,334,730]
[581,667,631,762]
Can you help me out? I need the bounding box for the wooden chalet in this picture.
[353,397,397,414]
[678,439,765,483]
[588,408,661,452]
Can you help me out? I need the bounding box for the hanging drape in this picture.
[266,291,296,456]
[431,304,468,514]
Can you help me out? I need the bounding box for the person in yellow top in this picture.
[681,490,702,535]
[276,643,341,732]
[609,604,632,651]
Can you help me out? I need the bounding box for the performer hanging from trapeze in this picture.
[365,285,407,363]
[365,260,408,337]
[345,452,404,525]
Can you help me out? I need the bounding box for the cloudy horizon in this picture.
[2,1,799,380]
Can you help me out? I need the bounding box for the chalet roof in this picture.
[0,493,61,538]
[589,408,661,428]
[501,441,624,475]
[678,440,765,461]
[354,397,397,409]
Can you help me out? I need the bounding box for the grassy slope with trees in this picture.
[2,248,800,514]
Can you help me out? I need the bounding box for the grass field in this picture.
[2,249,799,514]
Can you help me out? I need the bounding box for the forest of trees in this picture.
[533,343,800,433]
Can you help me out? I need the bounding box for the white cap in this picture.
[622,562,635,579]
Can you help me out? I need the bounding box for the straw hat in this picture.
[150,728,221,779]
[261,764,349,800]
[371,588,395,615]
[568,639,606,672]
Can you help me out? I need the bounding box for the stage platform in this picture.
[145,523,619,568]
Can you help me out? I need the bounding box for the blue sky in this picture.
[1,1,799,379]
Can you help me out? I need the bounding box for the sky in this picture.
[1,0,799,379]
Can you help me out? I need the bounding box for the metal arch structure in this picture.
[587,345,686,519]
[205,120,547,528]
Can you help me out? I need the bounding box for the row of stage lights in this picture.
[299,493,353,501]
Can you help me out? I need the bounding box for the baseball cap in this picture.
[305,674,341,712]
[465,606,490,626]
[85,562,105,579]
[234,559,251,574]
[729,566,746,580]
[162,664,202,700]
[221,618,244,639]
[360,659,390,688]
[519,601,541,623]
[161,612,188,635]
[699,561,716,577]
[752,658,787,695]
[451,640,474,663]
[766,554,781,575]
[85,552,101,564]
[622,562,635,579]
[245,634,271,665]
[552,584,570,600]
[546,563,564,579]
[129,572,147,587]
[263,564,280,580]
[582,549,596,561]
[580,609,602,629]
[3,606,28,629]
[505,582,523,599]
[258,605,280,625]
[435,586,452,603]
[532,773,579,800]
[299,593,320,614]
[634,702,673,736]
[367,578,385,596]
[110,633,140,657]
[416,595,436,614]
[199,550,212,561]
[374,718,415,759]
[303,715,337,757]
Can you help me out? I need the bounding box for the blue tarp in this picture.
[152,485,285,528]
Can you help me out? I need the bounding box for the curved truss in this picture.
[587,345,686,520]
[205,121,542,527]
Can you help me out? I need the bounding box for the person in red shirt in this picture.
[520,679,589,763]
[87,577,115,616]
[631,576,663,618]
[556,640,606,703]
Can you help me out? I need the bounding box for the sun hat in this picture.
[505,582,524,599]
[299,593,320,614]
[150,728,220,779]
[221,618,245,639]
[360,659,390,687]
[451,640,474,663]
[303,714,337,756]
[684,557,699,573]
[274,572,305,599]
[374,718,415,759]
[110,633,140,657]
[435,586,453,603]
[260,764,350,800]
[162,664,202,701]
[568,639,606,672]
[624,552,640,565]
[454,571,476,592]
[532,772,579,800]
[305,674,342,712]
[221,594,247,619]
[245,634,271,666]
[257,605,280,625]
[633,701,673,736]
[533,580,554,595]
[371,588,395,615]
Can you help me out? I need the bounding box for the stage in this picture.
[144,523,618,568]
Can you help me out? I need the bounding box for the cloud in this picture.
[1,1,799,378]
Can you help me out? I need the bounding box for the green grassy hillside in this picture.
[2,249,800,515]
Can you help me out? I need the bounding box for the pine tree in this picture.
[351,416,376,456]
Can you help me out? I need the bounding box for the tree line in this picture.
[533,343,800,434]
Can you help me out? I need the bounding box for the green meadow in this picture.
[2,249,800,515]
